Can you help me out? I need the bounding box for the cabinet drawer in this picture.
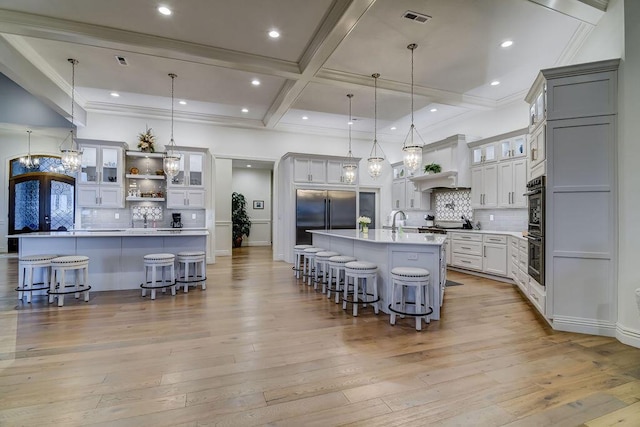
[518,238,528,251]
[452,240,482,256]
[483,234,507,244]
[450,233,482,242]
[528,280,546,315]
[452,253,482,270]
[518,250,527,270]
[510,237,519,252]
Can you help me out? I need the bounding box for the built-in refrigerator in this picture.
[296,189,356,245]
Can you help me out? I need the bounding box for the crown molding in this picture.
[555,22,595,66]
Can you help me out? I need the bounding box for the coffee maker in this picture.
[171,213,183,228]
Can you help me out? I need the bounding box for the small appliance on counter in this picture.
[424,215,435,227]
[171,213,183,228]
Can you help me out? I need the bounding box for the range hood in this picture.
[409,134,471,191]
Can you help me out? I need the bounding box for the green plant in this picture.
[423,162,442,174]
[232,192,251,247]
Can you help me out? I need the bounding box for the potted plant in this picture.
[423,162,442,174]
[232,192,251,248]
[137,126,156,152]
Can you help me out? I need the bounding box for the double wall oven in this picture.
[525,176,545,286]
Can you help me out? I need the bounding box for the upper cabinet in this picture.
[289,154,361,185]
[76,140,125,208]
[529,83,546,132]
[499,135,526,160]
[293,158,326,183]
[168,151,205,188]
[471,142,497,165]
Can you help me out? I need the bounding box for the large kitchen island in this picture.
[309,229,447,320]
[17,229,208,292]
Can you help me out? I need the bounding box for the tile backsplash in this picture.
[434,190,472,221]
[473,209,527,232]
[79,205,206,229]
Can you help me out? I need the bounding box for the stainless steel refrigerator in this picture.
[296,189,356,245]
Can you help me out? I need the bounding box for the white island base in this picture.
[17,230,208,292]
[309,229,446,320]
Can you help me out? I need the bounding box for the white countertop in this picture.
[445,229,528,239]
[15,229,209,238]
[308,229,446,245]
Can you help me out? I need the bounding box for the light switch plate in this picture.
[114,213,119,219]
[490,214,494,221]
[191,213,196,220]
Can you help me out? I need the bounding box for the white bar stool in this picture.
[176,251,206,293]
[326,255,357,303]
[389,267,432,331]
[344,261,379,316]
[303,247,324,286]
[141,253,176,300]
[48,256,91,307]
[17,254,57,303]
[314,251,340,293]
[293,245,313,279]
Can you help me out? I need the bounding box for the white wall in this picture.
[214,158,232,256]
[571,0,624,65]
[232,167,272,246]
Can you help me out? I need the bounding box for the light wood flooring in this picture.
[0,247,639,426]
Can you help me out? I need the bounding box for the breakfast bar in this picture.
[309,229,447,320]
[16,229,208,292]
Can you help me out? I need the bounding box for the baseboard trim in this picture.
[215,249,231,256]
[247,241,271,247]
[616,323,640,348]
[552,315,616,337]
[447,266,514,284]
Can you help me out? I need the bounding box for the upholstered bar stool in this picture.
[141,253,176,300]
[176,251,206,293]
[343,261,379,316]
[48,256,91,307]
[293,244,313,279]
[303,247,324,286]
[389,267,432,331]
[326,255,357,303]
[17,254,57,303]
[313,251,340,292]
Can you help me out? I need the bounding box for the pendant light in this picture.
[342,93,357,184]
[163,73,181,179]
[20,130,39,169]
[402,43,424,174]
[367,73,385,179]
[60,58,82,173]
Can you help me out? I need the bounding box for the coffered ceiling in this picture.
[0,0,606,141]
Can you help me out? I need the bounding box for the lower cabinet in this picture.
[450,232,507,276]
[166,189,205,209]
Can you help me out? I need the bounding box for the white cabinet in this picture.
[326,159,357,184]
[293,158,326,183]
[450,232,508,277]
[471,164,497,209]
[77,141,125,208]
[391,162,429,210]
[498,159,527,208]
[77,186,124,208]
[471,142,497,165]
[392,180,405,210]
[405,180,423,210]
[528,123,546,180]
[167,189,205,209]
[499,135,526,160]
[167,149,206,209]
[483,235,508,276]
[528,82,546,132]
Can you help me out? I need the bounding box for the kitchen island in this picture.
[16,229,208,292]
[309,229,447,320]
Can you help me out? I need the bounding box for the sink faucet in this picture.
[391,210,406,233]
[143,213,148,228]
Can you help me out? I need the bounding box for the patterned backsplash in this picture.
[434,190,472,221]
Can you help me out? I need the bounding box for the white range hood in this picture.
[409,134,471,192]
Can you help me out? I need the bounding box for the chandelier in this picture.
[163,73,181,179]
[20,130,39,169]
[342,93,357,184]
[60,58,82,173]
[401,43,424,174]
[367,73,385,179]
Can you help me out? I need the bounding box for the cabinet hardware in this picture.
[461,246,471,250]
[461,260,471,264]
[484,246,486,257]
[95,197,99,205]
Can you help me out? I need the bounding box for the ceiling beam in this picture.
[527,0,606,25]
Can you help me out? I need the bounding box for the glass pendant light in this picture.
[343,93,357,184]
[20,130,40,169]
[367,73,385,179]
[163,73,181,179]
[60,58,82,173]
[402,43,424,174]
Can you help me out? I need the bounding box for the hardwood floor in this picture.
[0,247,639,426]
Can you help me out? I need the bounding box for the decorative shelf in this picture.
[126,174,165,180]
[125,150,166,158]
[126,197,166,202]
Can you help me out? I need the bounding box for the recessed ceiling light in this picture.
[110,92,120,97]
[430,108,438,112]
[491,80,501,86]
[268,30,280,39]
[347,121,353,125]
[241,108,249,113]
[158,6,172,16]
[179,100,187,105]
[251,79,261,86]
[302,116,308,120]
[391,126,397,130]
[500,40,513,48]
[247,164,252,168]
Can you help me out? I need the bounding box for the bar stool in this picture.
[389,267,432,331]
[314,251,340,293]
[326,255,357,303]
[293,245,313,279]
[303,247,324,286]
[176,251,206,293]
[48,256,91,307]
[17,254,57,303]
[141,253,176,300]
[343,261,379,316]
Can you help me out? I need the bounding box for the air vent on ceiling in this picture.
[115,55,128,66]
[402,10,431,24]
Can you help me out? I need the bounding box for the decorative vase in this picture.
[361,224,368,233]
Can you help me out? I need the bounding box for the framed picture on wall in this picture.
[253,200,264,209]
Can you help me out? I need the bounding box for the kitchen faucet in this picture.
[391,210,406,233]
[143,213,148,228]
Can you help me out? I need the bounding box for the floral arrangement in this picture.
[137,127,156,152]
[358,216,371,226]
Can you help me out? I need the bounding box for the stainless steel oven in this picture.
[525,176,545,286]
